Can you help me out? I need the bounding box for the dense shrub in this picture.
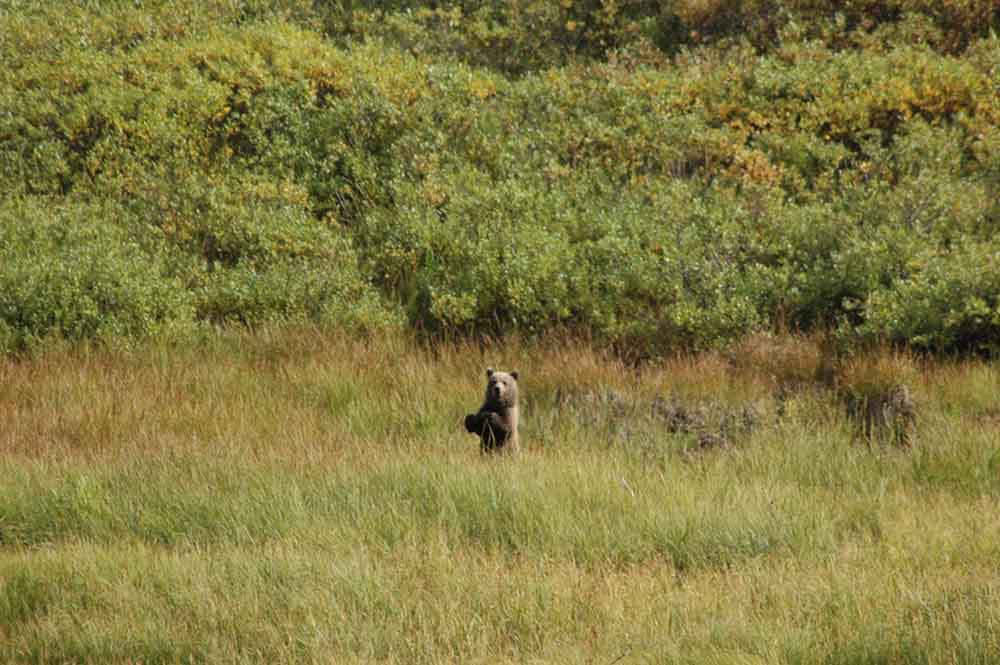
[861,242,1000,353]
[1,1,999,354]
[194,257,401,331]
[0,200,192,353]
[359,173,770,351]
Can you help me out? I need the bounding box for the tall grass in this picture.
[1,330,999,663]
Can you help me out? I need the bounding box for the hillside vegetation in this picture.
[3,5,1000,661]
[2,0,1000,354]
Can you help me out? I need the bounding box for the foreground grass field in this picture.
[2,330,999,664]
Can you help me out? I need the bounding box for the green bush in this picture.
[1,2,999,355]
[194,259,401,331]
[349,0,668,74]
[860,242,1000,353]
[120,171,341,266]
[357,172,767,350]
[193,246,401,332]
[0,199,192,352]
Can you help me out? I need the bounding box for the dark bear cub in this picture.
[464,368,520,455]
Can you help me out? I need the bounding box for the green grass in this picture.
[1,330,999,663]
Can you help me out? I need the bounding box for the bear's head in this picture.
[485,367,519,408]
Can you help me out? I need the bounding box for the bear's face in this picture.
[485,367,519,408]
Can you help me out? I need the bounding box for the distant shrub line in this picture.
[1,1,998,355]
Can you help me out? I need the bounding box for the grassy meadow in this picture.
[2,330,999,663]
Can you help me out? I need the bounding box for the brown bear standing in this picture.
[464,368,520,455]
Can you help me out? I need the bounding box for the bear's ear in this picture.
[486,367,495,377]
[510,371,519,381]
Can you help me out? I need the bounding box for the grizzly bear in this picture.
[464,368,520,455]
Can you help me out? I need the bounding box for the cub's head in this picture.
[484,367,519,407]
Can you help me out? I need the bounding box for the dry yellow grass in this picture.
[1,329,999,663]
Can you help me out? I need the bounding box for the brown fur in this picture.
[464,368,520,455]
